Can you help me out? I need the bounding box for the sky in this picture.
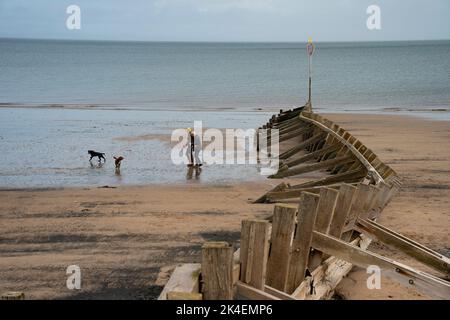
[0,0,449,42]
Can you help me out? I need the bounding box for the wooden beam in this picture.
[341,183,372,241]
[269,155,355,179]
[309,187,339,270]
[311,231,450,300]
[167,292,203,300]
[328,184,358,238]
[356,218,450,276]
[367,182,390,219]
[279,126,312,143]
[300,112,384,183]
[253,182,287,203]
[201,242,234,300]
[235,281,281,300]
[286,192,320,293]
[290,168,367,190]
[277,121,303,134]
[158,263,201,300]
[292,237,370,300]
[279,132,326,160]
[283,144,340,168]
[266,204,297,291]
[240,220,270,289]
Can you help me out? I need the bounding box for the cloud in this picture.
[0,0,449,41]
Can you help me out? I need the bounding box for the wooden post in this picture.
[286,192,320,293]
[341,184,372,241]
[266,204,297,291]
[201,242,234,300]
[328,184,357,238]
[308,187,339,270]
[240,220,270,290]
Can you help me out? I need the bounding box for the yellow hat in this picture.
[186,127,192,133]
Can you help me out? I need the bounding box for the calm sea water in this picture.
[0,39,449,188]
[1,39,449,111]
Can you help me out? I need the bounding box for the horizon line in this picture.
[1,36,450,44]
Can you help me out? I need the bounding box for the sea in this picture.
[0,39,449,188]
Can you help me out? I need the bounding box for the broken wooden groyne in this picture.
[159,105,450,300]
[255,104,400,203]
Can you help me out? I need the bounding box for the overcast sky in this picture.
[1,0,449,42]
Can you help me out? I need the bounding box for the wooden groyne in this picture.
[255,105,399,203]
[159,106,450,300]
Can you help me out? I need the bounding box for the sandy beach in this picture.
[0,113,449,299]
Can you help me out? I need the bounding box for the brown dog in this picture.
[113,156,124,170]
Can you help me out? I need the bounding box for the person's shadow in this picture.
[186,166,202,180]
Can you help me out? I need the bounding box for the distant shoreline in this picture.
[2,37,450,45]
[1,102,449,119]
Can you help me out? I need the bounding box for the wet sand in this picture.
[0,113,449,299]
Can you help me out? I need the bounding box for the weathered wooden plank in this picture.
[290,168,367,190]
[266,184,342,202]
[240,220,270,289]
[201,242,234,300]
[311,231,450,300]
[266,204,297,291]
[308,187,339,270]
[283,144,340,169]
[293,236,371,300]
[314,188,339,233]
[253,182,287,204]
[279,126,312,143]
[235,281,281,300]
[368,182,390,219]
[356,218,450,276]
[357,184,378,220]
[286,192,320,293]
[279,132,326,160]
[299,113,384,183]
[158,263,201,300]
[167,292,203,300]
[269,155,354,179]
[341,183,372,241]
[277,121,303,134]
[327,184,358,240]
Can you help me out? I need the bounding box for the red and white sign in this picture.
[306,42,315,56]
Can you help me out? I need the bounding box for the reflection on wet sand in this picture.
[90,161,105,169]
[186,166,202,180]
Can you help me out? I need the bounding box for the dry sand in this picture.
[0,113,449,299]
